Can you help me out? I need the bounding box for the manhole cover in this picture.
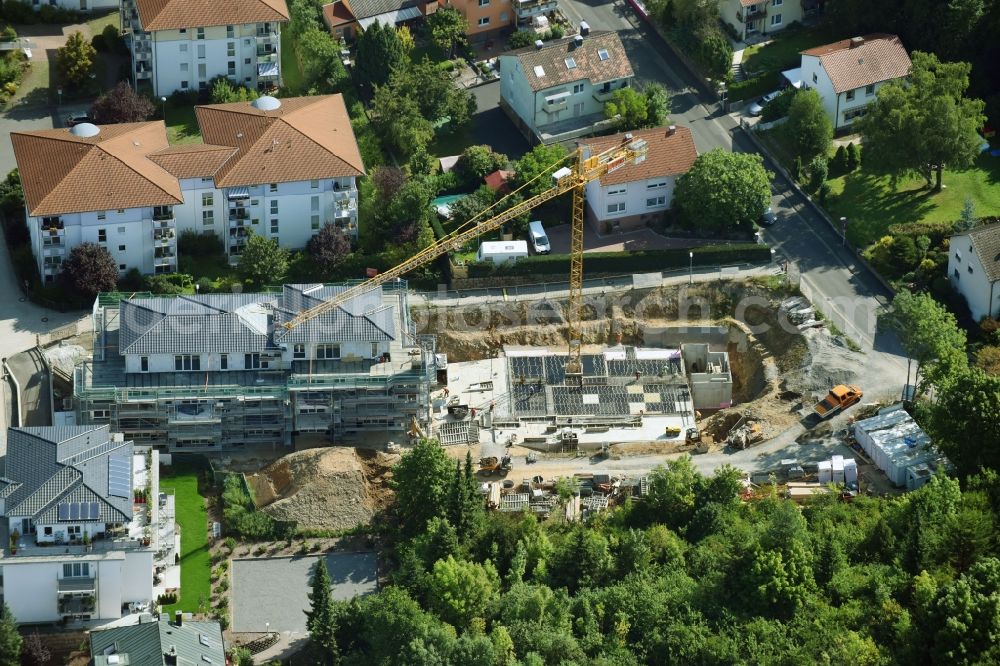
[41,316,49,322]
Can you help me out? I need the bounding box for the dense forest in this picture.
[300,440,1000,666]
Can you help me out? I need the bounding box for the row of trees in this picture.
[302,437,1000,665]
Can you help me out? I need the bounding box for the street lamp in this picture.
[160,96,167,120]
[839,217,848,247]
[688,251,694,285]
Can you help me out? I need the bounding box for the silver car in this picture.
[748,90,782,117]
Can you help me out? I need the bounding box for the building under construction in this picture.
[73,282,436,451]
[434,343,732,447]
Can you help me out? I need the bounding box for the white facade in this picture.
[28,176,359,279]
[719,0,803,41]
[799,53,894,130]
[584,174,678,228]
[120,1,284,97]
[500,53,631,141]
[29,0,117,11]
[948,230,1000,322]
[29,205,178,283]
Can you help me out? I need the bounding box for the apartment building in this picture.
[787,34,911,130]
[0,426,159,624]
[500,30,634,144]
[74,282,437,451]
[11,94,364,281]
[719,0,803,41]
[91,613,225,666]
[120,0,289,95]
[321,0,427,41]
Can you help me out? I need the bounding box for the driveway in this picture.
[546,223,726,253]
[469,81,530,160]
[231,552,378,633]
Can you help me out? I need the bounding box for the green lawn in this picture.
[160,469,211,616]
[741,25,841,77]
[280,28,305,95]
[826,154,1000,246]
[165,102,202,145]
[84,9,119,37]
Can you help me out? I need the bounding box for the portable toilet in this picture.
[832,455,845,484]
[818,460,833,484]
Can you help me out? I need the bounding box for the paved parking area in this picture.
[231,552,378,633]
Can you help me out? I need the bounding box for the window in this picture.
[118,226,126,234]
[955,251,962,262]
[311,215,320,230]
[220,354,228,370]
[269,183,278,193]
[118,244,126,252]
[97,213,106,220]
[98,229,107,242]
[68,525,81,537]
[197,44,205,59]
[181,80,189,89]
[647,180,667,189]
[293,344,306,359]
[316,344,340,359]
[44,527,52,535]
[500,11,508,20]
[119,264,127,271]
[198,63,207,78]
[180,43,188,52]
[479,0,489,5]
[646,195,666,208]
[180,62,189,72]
[812,72,818,84]
[865,84,875,96]
[140,356,148,372]
[607,186,626,197]
[202,210,214,225]
[227,42,235,57]
[244,57,251,64]
[270,220,279,235]
[196,27,205,39]
[845,89,855,101]
[478,16,490,26]
[572,83,584,94]
[245,353,261,369]
[770,13,781,25]
[607,202,626,214]
[969,265,974,274]
[270,200,279,214]
[311,196,320,212]
[202,192,214,207]
[565,57,577,69]
[598,49,609,61]
[63,563,89,577]
[372,343,380,358]
[179,28,186,34]
[175,354,200,371]
[228,61,236,76]
[844,107,867,121]
[954,268,960,279]
[227,25,235,38]
[310,179,319,189]
[771,0,781,5]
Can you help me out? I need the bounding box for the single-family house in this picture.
[500,30,634,144]
[786,34,911,131]
[90,613,225,665]
[321,0,427,41]
[0,426,161,624]
[948,222,1000,322]
[581,125,697,232]
[120,0,289,95]
[719,0,803,41]
[12,94,364,281]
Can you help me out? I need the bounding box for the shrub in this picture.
[178,230,225,256]
[1,1,38,23]
[832,145,849,174]
[1,26,18,42]
[145,273,193,294]
[818,182,831,205]
[846,142,861,171]
[508,29,534,49]
[760,88,797,122]
[807,155,828,193]
[224,536,237,552]
[550,24,565,39]
[118,267,144,291]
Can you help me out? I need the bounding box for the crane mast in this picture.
[282,135,649,378]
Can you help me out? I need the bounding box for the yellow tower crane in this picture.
[282,134,649,385]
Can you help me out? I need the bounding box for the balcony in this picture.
[256,50,278,62]
[40,217,63,232]
[152,207,174,221]
[592,87,617,103]
[332,202,357,219]
[515,0,558,20]
[256,30,278,41]
[229,207,249,220]
[737,5,766,22]
[153,217,175,230]
[153,229,175,246]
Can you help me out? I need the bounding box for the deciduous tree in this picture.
[929,368,1000,479]
[858,51,985,190]
[237,232,289,288]
[59,242,118,300]
[56,31,95,88]
[89,81,155,124]
[427,6,466,58]
[20,631,50,666]
[882,289,967,395]
[513,143,569,197]
[392,438,453,535]
[673,149,772,232]
[307,223,352,275]
[785,88,833,162]
[427,556,499,630]
[455,145,507,188]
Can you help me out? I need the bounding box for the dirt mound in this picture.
[247,448,399,531]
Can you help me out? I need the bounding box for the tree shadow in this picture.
[827,171,937,246]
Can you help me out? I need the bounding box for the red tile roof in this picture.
[134,0,289,31]
[11,122,183,216]
[148,144,239,179]
[801,34,911,94]
[322,0,357,28]
[582,125,698,187]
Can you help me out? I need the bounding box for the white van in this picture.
[528,220,550,254]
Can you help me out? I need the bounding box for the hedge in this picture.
[466,244,773,278]
[728,72,779,103]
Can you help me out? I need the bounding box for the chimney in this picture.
[573,35,583,49]
[175,610,182,626]
[164,646,178,666]
[849,36,864,48]
[579,21,590,36]
[534,39,544,50]
[667,125,677,136]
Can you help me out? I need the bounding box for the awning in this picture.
[358,5,422,30]
[257,61,279,79]
[58,578,96,593]
[226,187,251,200]
[782,67,803,89]
[545,91,572,103]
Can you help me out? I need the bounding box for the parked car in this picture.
[748,90,782,117]
[65,114,93,127]
[758,207,777,227]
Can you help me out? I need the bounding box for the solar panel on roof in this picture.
[59,503,70,520]
[108,454,131,498]
[90,501,100,520]
[70,502,80,520]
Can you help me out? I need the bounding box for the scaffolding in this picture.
[74,284,436,451]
